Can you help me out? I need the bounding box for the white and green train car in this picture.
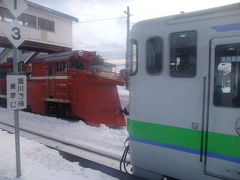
[128,3,240,180]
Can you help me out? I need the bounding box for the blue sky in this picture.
[30,0,240,60]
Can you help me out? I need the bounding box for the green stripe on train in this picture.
[128,119,240,158]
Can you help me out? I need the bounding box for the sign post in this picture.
[3,0,28,178]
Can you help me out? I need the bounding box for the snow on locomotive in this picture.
[0,50,126,127]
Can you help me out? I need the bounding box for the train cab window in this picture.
[70,60,85,70]
[56,62,67,73]
[48,65,54,76]
[0,67,6,78]
[130,39,138,75]
[146,37,163,74]
[170,31,197,77]
[214,43,240,107]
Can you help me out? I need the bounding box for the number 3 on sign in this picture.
[12,27,21,40]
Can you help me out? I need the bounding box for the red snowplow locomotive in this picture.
[0,51,126,127]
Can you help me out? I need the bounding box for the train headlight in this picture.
[78,51,84,56]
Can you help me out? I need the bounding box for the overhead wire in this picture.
[79,16,126,23]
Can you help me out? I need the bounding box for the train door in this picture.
[206,36,240,180]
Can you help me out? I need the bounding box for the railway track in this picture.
[0,120,122,170]
[0,121,142,180]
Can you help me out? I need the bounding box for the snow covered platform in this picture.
[0,129,115,180]
[0,129,144,180]
[0,86,133,179]
[59,149,144,180]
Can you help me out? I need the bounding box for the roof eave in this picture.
[26,0,79,23]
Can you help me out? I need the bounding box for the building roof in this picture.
[26,0,79,22]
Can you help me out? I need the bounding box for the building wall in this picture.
[0,1,73,49]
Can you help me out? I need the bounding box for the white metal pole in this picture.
[13,46,21,177]
[124,6,130,89]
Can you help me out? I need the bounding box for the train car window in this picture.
[146,37,163,74]
[214,43,240,107]
[56,62,67,73]
[70,60,85,70]
[170,31,197,77]
[130,39,138,75]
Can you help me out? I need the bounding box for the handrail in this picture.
[200,76,207,162]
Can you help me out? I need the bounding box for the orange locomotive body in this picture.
[0,51,126,127]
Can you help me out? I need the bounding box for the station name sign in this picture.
[7,75,27,110]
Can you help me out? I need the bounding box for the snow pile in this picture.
[0,129,118,180]
[117,85,129,109]
[0,108,128,156]
[0,85,128,153]
[0,86,129,157]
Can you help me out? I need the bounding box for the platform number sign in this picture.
[12,27,21,40]
[4,21,26,48]
[7,75,27,110]
[3,0,28,48]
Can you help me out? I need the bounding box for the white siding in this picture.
[0,1,73,48]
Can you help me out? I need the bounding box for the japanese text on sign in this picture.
[7,75,27,110]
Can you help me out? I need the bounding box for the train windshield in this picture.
[70,60,85,70]
[0,67,5,78]
[214,43,240,107]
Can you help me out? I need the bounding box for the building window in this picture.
[38,17,55,32]
[170,31,197,77]
[18,13,37,28]
[130,39,138,75]
[0,7,4,21]
[56,62,66,72]
[146,37,163,74]
[0,7,14,22]
[214,43,240,107]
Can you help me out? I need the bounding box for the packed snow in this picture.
[0,86,129,179]
[0,129,119,180]
[0,86,129,155]
[0,108,128,154]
